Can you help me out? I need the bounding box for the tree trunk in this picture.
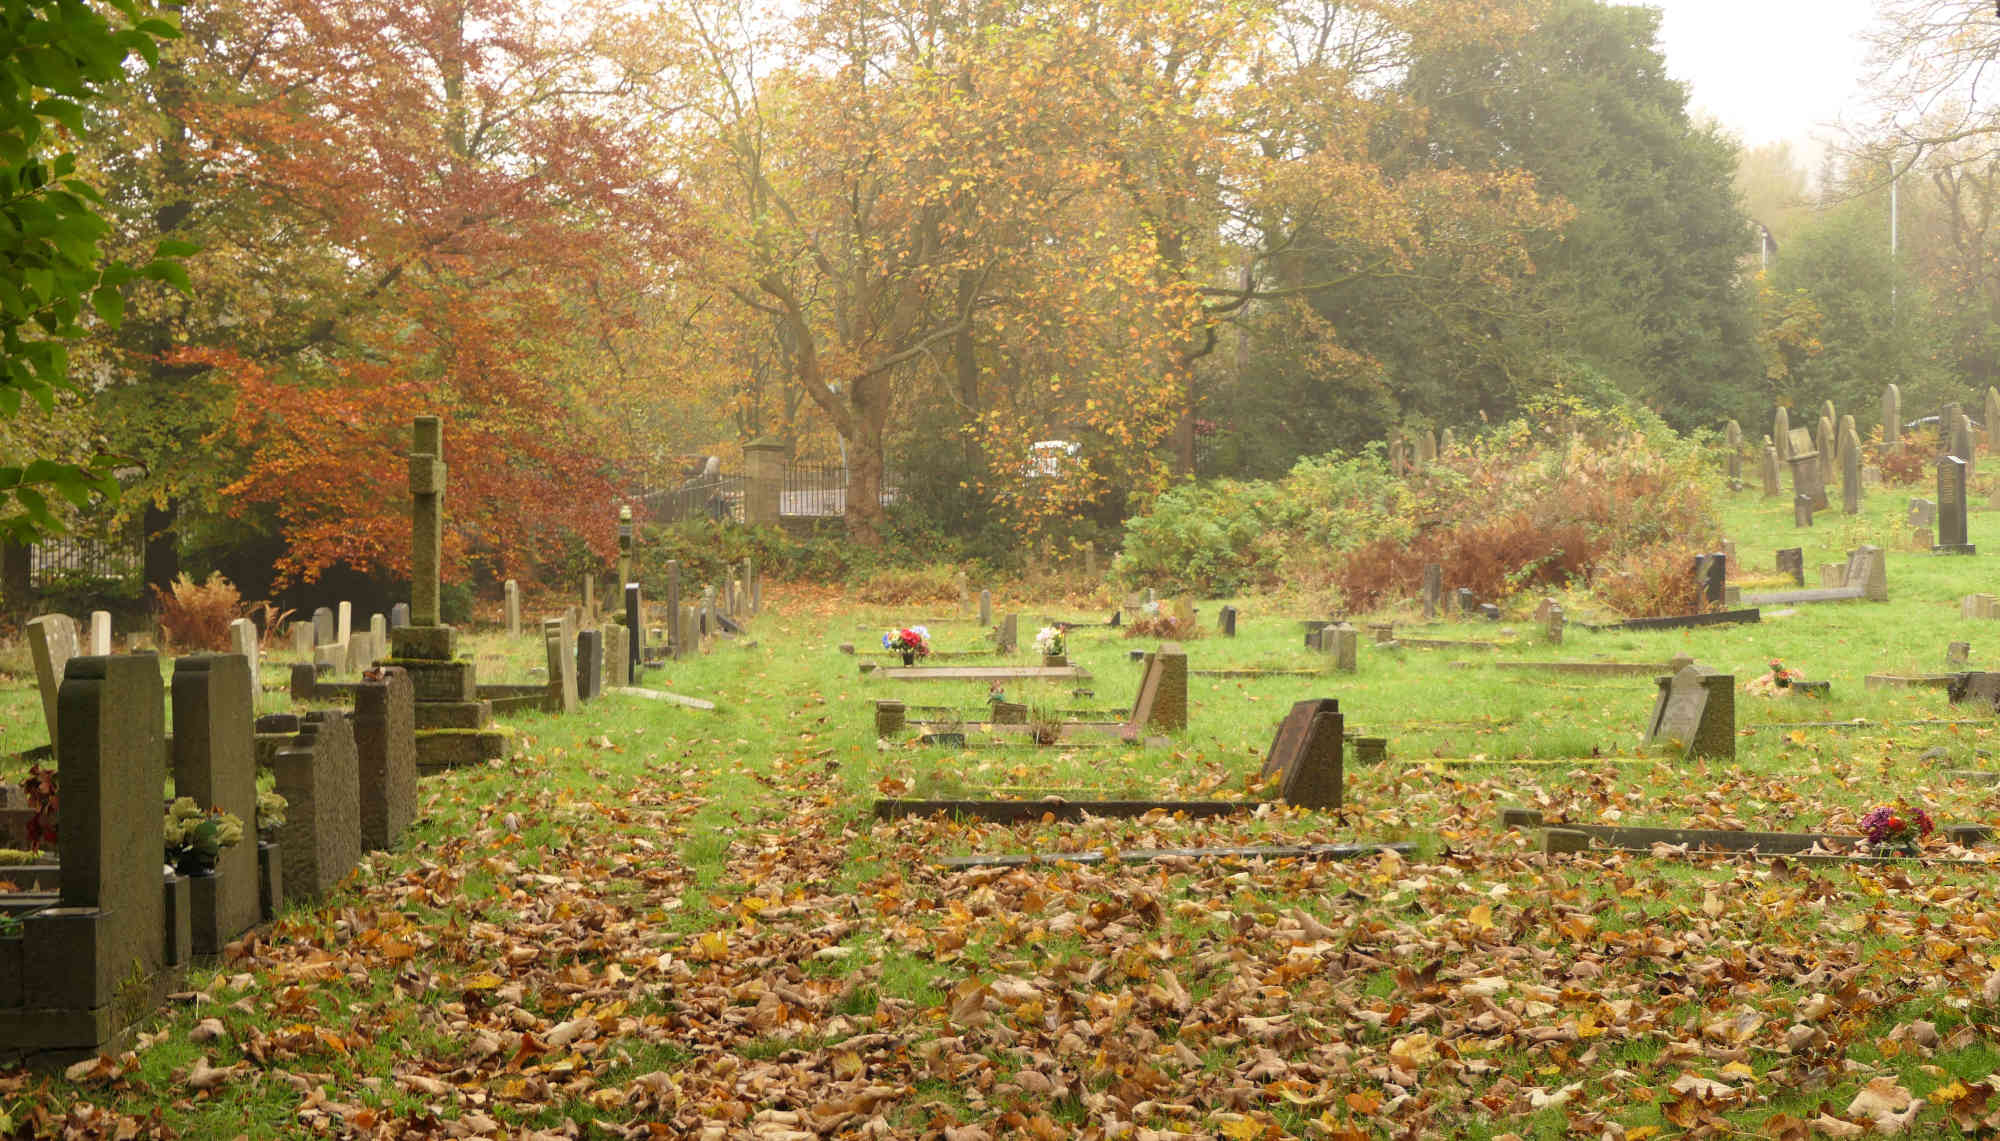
[144,498,180,601]
[843,379,891,546]
[0,538,31,618]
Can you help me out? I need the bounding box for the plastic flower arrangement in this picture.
[164,797,245,876]
[882,626,931,659]
[1859,800,1934,851]
[1746,660,1803,697]
[1033,626,1065,657]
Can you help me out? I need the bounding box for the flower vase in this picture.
[901,650,916,666]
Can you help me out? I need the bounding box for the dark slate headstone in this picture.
[389,603,410,630]
[352,667,416,852]
[1947,671,2000,711]
[275,711,362,900]
[1936,455,1975,553]
[576,629,604,701]
[1694,553,1726,607]
[1477,603,1500,621]
[1776,547,1804,586]
[1217,606,1237,638]
[625,583,645,671]
[1455,588,1476,615]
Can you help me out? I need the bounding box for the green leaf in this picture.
[90,284,123,325]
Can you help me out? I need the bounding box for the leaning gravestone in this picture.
[274,711,362,900]
[1256,698,1344,810]
[352,667,415,852]
[1937,456,1975,554]
[1644,664,1735,760]
[1124,643,1189,737]
[171,653,258,958]
[25,613,77,752]
[544,618,578,714]
[1787,427,1827,510]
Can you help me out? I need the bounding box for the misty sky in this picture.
[1650,0,1880,156]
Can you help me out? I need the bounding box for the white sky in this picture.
[1649,0,1880,162]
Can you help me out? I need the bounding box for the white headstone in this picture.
[228,617,260,706]
[88,610,111,656]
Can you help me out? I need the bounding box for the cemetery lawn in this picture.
[15,483,2000,1136]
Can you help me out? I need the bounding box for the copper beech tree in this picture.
[165,0,689,585]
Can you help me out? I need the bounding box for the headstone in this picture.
[408,417,445,626]
[1440,427,1456,455]
[1947,671,2000,711]
[504,579,521,638]
[312,607,335,646]
[1988,387,2000,454]
[25,613,77,751]
[1125,643,1189,735]
[1842,426,1862,514]
[1937,455,1974,553]
[1908,498,1937,528]
[1693,553,1725,607]
[1256,699,1343,810]
[1944,402,1964,453]
[1477,603,1500,621]
[1819,563,1846,589]
[1818,414,1836,474]
[679,604,698,657]
[1760,443,1780,497]
[1956,413,1979,481]
[1775,548,1804,586]
[1786,427,1827,510]
[1725,419,1741,451]
[290,621,311,657]
[171,653,258,957]
[1218,605,1237,637]
[1950,642,1972,667]
[545,618,578,714]
[979,589,992,626]
[1916,526,1935,550]
[336,601,352,648]
[1884,383,1901,451]
[390,602,410,629]
[1846,545,1888,602]
[626,583,647,668]
[1544,603,1564,645]
[369,612,387,651]
[1793,493,1814,528]
[274,711,362,901]
[23,654,166,1037]
[86,610,110,656]
[228,617,260,706]
[997,613,1019,654]
[1329,622,1357,672]
[582,574,595,620]
[1421,564,1441,620]
[604,622,630,687]
[1774,406,1791,460]
[1644,664,1735,759]
[351,667,416,852]
[702,586,718,635]
[577,629,604,702]
[874,700,905,737]
[1455,587,1476,615]
[745,559,759,615]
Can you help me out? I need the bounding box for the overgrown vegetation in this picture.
[1117,406,1715,616]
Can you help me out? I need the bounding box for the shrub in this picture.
[1124,613,1203,640]
[1870,427,1939,488]
[1591,542,1706,619]
[154,572,244,651]
[854,565,963,605]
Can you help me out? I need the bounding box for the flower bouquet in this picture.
[1859,800,1933,855]
[164,797,244,877]
[1033,625,1066,664]
[1745,660,1802,697]
[883,625,931,665]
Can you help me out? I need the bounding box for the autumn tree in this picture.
[104,0,691,588]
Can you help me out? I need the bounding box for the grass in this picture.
[4,469,2000,1133]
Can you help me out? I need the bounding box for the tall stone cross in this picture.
[409,416,445,627]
